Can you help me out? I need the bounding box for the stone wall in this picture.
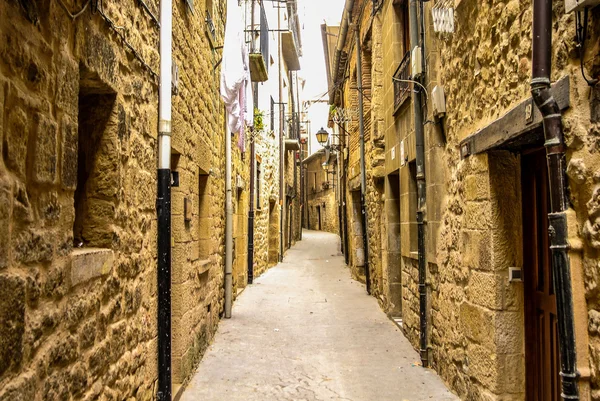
[337,0,386,292]
[304,151,339,234]
[253,130,280,276]
[432,1,600,399]
[0,0,232,399]
[337,0,600,399]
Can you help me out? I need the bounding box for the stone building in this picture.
[324,0,386,286]
[0,0,301,400]
[303,148,339,233]
[330,0,600,400]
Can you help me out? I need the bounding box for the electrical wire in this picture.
[575,8,599,87]
[57,0,91,20]
[391,77,429,100]
[96,0,159,80]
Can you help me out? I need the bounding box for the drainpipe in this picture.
[247,0,256,285]
[356,27,371,295]
[409,0,428,368]
[156,0,172,398]
[278,5,285,262]
[248,128,255,284]
[531,0,579,398]
[224,115,233,318]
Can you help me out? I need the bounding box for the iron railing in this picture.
[286,112,299,140]
[393,51,411,112]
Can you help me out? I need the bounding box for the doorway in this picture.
[317,206,322,231]
[521,148,560,401]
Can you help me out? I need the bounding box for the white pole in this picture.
[158,0,172,169]
[224,115,233,318]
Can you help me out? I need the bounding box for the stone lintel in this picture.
[71,248,114,286]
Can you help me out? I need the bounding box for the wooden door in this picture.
[522,149,561,401]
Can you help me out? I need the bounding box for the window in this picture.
[73,70,117,248]
[393,0,410,55]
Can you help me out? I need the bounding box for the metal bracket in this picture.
[171,171,180,187]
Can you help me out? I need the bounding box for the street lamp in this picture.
[316,127,329,146]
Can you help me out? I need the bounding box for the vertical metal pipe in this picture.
[278,5,285,262]
[409,0,428,368]
[248,134,255,285]
[356,27,371,295]
[531,0,579,398]
[247,0,256,285]
[225,117,233,318]
[157,0,172,398]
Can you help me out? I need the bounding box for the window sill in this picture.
[71,248,114,287]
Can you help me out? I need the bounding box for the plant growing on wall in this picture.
[254,108,265,133]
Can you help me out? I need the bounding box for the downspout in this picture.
[247,0,256,285]
[340,90,350,266]
[224,115,233,318]
[531,0,579,398]
[278,5,285,262]
[156,0,172,398]
[337,140,343,250]
[356,27,371,295]
[409,0,428,368]
[248,123,255,285]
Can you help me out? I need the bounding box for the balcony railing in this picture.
[286,112,299,140]
[393,51,411,113]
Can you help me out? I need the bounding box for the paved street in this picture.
[180,230,457,401]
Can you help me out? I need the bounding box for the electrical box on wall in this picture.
[565,0,600,13]
[411,46,423,77]
[432,85,446,118]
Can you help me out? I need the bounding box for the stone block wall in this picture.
[253,130,280,276]
[304,151,339,234]
[0,0,234,399]
[432,1,600,399]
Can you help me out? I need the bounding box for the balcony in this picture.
[250,2,269,82]
[284,112,300,150]
[281,0,301,70]
[393,51,411,113]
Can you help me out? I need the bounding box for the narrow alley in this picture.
[2,0,600,399]
[180,231,456,401]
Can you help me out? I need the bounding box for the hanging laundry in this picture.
[220,0,245,134]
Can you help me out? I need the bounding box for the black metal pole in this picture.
[157,168,172,401]
[409,0,428,368]
[247,0,256,285]
[531,0,579,398]
[248,137,255,284]
[356,27,371,295]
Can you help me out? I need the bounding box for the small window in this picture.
[73,71,117,248]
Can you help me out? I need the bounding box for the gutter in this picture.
[531,0,579,398]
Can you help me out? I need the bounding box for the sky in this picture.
[297,0,346,154]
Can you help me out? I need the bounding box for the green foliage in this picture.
[254,108,265,132]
